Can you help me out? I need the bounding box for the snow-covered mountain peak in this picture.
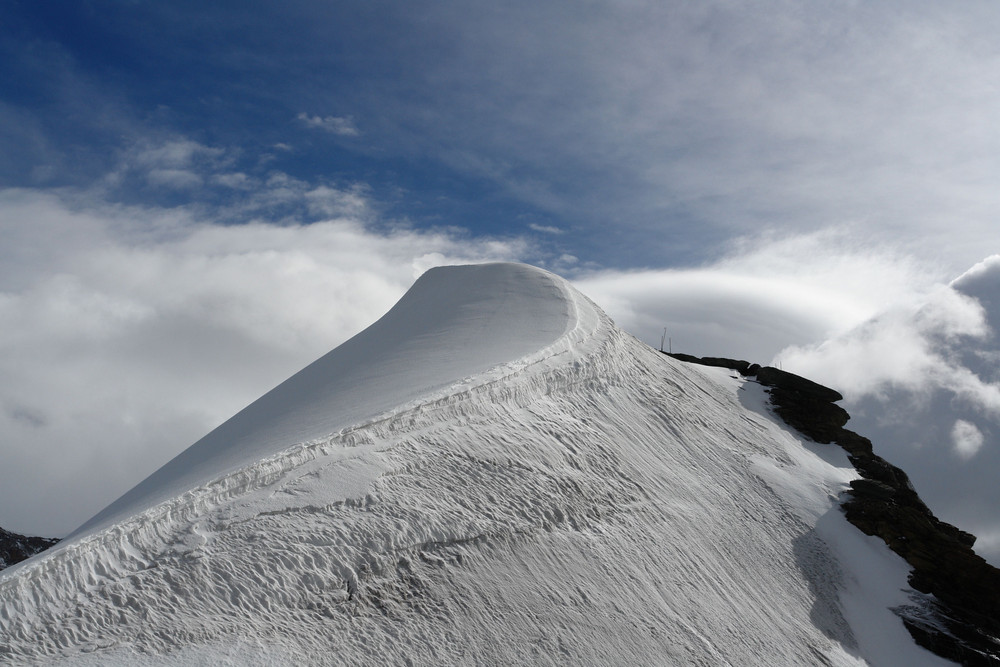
[70,262,605,541]
[0,263,962,665]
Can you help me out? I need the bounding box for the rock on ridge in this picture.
[0,526,58,572]
[666,352,1000,666]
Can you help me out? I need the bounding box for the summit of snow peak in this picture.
[69,262,604,540]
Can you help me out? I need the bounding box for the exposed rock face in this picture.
[665,352,1000,666]
[0,526,58,572]
[666,354,757,376]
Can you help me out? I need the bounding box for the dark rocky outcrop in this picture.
[0,526,58,572]
[664,353,754,375]
[664,352,1000,665]
[754,366,844,403]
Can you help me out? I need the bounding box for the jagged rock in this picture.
[664,352,700,364]
[666,351,1000,665]
[767,387,850,444]
[699,357,754,374]
[663,352,751,374]
[662,354,843,402]
[835,430,874,458]
[753,366,844,402]
[748,365,850,444]
[0,526,58,571]
[850,452,918,493]
[848,478,896,501]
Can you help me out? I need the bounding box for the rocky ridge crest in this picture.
[666,353,1000,666]
[0,526,58,572]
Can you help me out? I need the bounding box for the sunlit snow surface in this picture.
[0,264,948,665]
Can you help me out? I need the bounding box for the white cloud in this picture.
[305,184,370,219]
[952,419,985,460]
[104,139,230,191]
[574,227,934,363]
[296,112,360,136]
[776,260,1000,414]
[777,285,996,403]
[311,2,1000,276]
[0,186,526,537]
[528,223,562,235]
[772,255,1000,565]
[212,172,252,189]
[133,140,225,169]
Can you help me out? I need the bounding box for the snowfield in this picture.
[0,264,949,665]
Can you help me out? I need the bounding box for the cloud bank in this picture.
[0,184,524,536]
[776,255,1000,565]
[574,229,938,363]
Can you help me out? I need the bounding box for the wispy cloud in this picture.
[295,1,1000,271]
[0,180,527,537]
[529,223,562,235]
[106,139,230,192]
[211,172,252,189]
[7,2,999,273]
[296,112,360,136]
[133,140,225,170]
[305,184,371,219]
[574,227,935,362]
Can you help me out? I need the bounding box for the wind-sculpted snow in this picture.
[0,264,948,665]
[69,263,595,539]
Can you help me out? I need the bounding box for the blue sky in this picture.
[10,0,998,269]
[3,1,1000,559]
[7,1,604,259]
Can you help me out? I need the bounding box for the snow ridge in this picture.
[0,264,947,665]
[66,263,600,540]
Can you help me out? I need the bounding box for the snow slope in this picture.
[70,263,591,540]
[0,264,948,665]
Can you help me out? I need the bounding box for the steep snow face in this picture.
[70,263,595,539]
[0,264,946,665]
